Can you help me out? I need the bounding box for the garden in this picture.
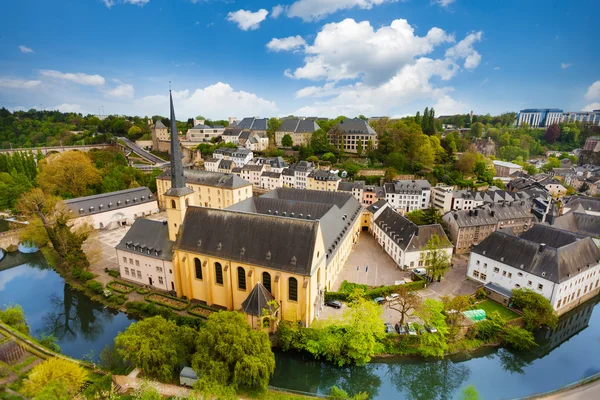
[145,292,189,311]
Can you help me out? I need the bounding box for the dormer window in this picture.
[133,197,138,203]
[99,204,103,210]
[141,196,145,200]
[89,206,94,211]
[117,201,122,206]
[108,202,112,208]
[125,199,130,204]
[79,208,84,214]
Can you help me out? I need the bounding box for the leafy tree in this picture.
[502,325,537,350]
[192,311,275,391]
[455,147,478,176]
[387,286,421,324]
[115,316,194,381]
[281,134,293,147]
[358,115,368,121]
[298,145,315,160]
[128,126,143,141]
[19,218,49,248]
[267,118,281,146]
[511,288,558,330]
[328,386,369,400]
[22,357,87,398]
[133,381,162,400]
[416,299,448,357]
[461,385,481,400]
[384,167,398,181]
[38,151,101,198]
[311,128,330,153]
[356,139,363,157]
[0,171,33,209]
[306,156,319,164]
[471,122,484,138]
[542,156,561,172]
[441,295,471,328]
[0,305,29,334]
[425,233,451,281]
[544,123,561,144]
[321,152,336,163]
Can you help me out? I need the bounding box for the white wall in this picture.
[71,201,159,230]
[116,248,174,291]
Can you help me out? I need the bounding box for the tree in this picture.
[0,305,29,334]
[115,316,194,381]
[542,156,561,172]
[455,147,478,176]
[544,123,561,144]
[425,233,451,281]
[387,287,421,324]
[281,134,293,147]
[321,152,336,163]
[461,385,481,400]
[127,126,143,141]
[416,299,448,357]
[267,118,281,146]
[471,122,484,138]
[511,288,558,330]
[311,128,330,153]
[133,381,162,400]
[384,167,398,181]
[22,357,87,398]
[0,171,33,210]
[38,151,101,198]
[356,139,363,157]
[192,311,275,391]
[502,325,537,350]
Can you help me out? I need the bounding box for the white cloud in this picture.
[286,18,454,85]
[433,0,456,7]
[226,9,269,31]
[135,82,277,119]
[19,45,34,53]
[561,63,572,69]
[433,95,468,115]
[53,103,83,113]
[287,0,395,22]
[0,78,42,89]
[584,81,600,101]
[103,0,149,7]
[267,36,307,52]
[105,83,135,98]
[40,70,106,86]
[445,31,483,69]
[582,103,600,112]
[271,4,285,19]
[493,66,500,70]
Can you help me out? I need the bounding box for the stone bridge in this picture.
[0,230,20,250]
[0,144,112,157]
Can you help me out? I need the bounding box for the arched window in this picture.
[215,262,223,285]
[185,199,189,207]
[262,272,272,293]
[288,277,298,302]
[194,258,202,280]
[171,199,176,209]
[237,267,246,290]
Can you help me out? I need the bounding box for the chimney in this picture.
[539,243,546,252]
[474,209,479,216]
[490,210,495,217]
[469,210,473,216]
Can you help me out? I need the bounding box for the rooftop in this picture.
[158,168,251,189]
[116,219,173,261]
[64,187,155,217]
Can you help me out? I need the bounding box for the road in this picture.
[117,136,169,165]
[537,378,600,400]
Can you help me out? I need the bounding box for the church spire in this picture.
[169,90,186,189]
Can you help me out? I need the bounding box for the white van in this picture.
[413,268,427,276]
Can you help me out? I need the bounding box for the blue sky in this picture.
[1,0,599,119]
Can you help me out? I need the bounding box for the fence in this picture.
[268,385,327,398]
[516,370,600,399]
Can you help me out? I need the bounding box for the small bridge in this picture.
[0,230,20,250]
[116,137,170,166]
[0,144,112,157]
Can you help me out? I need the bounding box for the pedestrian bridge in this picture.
[0,144,112,157]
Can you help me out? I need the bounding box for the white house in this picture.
[115,219,175,292]
[186,120,225,142]
[204,158,220,172]
[372,206,453,270]
[383,180,431,213]
[241,164,266,188]
[260,171,283,190]
[64,187,159,230]
[467,225,600,315]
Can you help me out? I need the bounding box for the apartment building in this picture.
[275,118,320,147]
[327,118,378,154]
[383,180,431,213]
[307,170,341,192]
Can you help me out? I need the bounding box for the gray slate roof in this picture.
[550,212,600,237]
[367,199,388,213]
[330,118,376,135]
[565,196,600,213]
[278,118,319,133]
[237,117,268,131]
[158,168,251,189]
[241,282,277,316]
[446,203,533,228]
[64,187,155,217]
[472,225,600,284]
[384,180,431,195]
[116,219,173,261]
[153,120,166,129]
[308,170,341,181]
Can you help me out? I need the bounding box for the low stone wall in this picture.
[0,230,21,250]
[557,286,600,316]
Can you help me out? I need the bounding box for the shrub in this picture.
[107,294,127,306]
[475,287,487,300]
[145,293,189,311]
[72,268,93,282]
[86,280,104,295]
[188,304,218,318]
[107,269,120,278]
[475,312,504,341]
[502,325,537,351]
[107,281,135,294]
[136,287,151,295]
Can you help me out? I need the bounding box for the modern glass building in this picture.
[517,109,600,127]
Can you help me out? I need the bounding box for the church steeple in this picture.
[169,90,186,190]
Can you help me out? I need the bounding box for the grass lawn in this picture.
[476,299,520,320]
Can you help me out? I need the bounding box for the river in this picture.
[1,252,600,399]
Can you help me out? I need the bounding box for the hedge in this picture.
[188,304,219,319]
[107,281,136,294]
[325,275,426,302]
[145,292,189,311]
[86,280,104,295]
[107,269,120,278]
[72,268,94,282]
[136,287,151,295]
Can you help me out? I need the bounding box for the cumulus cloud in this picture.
[493,66,500,70]
[40,70,105,86]
[582,103,600,112]
[286,18,454,85]
[271,4,285,19]
[433,0,455,7]
[584,81,600,101]
[287,0,395,22]
[103,0,149,7]
[267,36,307,52]
[19,45,34,53]
[53,103,83,113]
[227,9,269,31]
[561,63,572,69]
[105,83,135,98]
[445,31,483,69]
[0,78,41,89]
[135,82,278,119]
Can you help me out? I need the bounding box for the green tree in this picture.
[502,325,537,350]
[511,288,558,330]
[387,286,421,324]
[356,139,364,157]
[416,299,448,357]
[133,381,162,400]
[311,128,330,153]
[127,126,143,141]
[38,151,101,198]
[471,122,484,138]
[461,385,481,400]
[115,316,194,381]
[321,152,336,163]
[22,357,87,398]
[0,305,29,334]
[192,311,275,391]
[281,133,293,147]
[455,147,478,176]
[267,118,281,146]
[542,156,561,172]
[425,233,451,281]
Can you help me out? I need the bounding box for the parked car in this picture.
[425,325,438,333]
[325,300,342,309]
[373,297,385,305]
[384,322,395,334]
[413,268,427,276]
[395,323,407,335]
[386,293,399,302]
[394,279,407,285]
[406,324,417,336]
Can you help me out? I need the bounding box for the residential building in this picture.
[493,160,523,177]
[151,119,169,151]
[550,211,600,241]
[516,109,563,128]
[213,147,253,167]
[327,118,378,154]
[217,159,235,174]
[467,225,600,315]
[290,160,315,189]
[116,219,175,291]
[222,128,242,145]
[362,185,384,206]
[442,203,534,254]
[204,158,220,172]
[282,168,295,188]
[241,164,267,188]
[261,171,283,190]
[236,117,268,134]
[186,120,225,142]
[372,206,453,270]
[275,118,320,147]
[562,110,600,126]
[431,185,454,213]
[361,199,388,233]
[306,170,341,192]
[562,196,600,216]
[65,187,159,230]
[383,180,431,213]
[156,169,252,210]
[247,156,288,173]
[433,187,532,214]
[338,181,365,203]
